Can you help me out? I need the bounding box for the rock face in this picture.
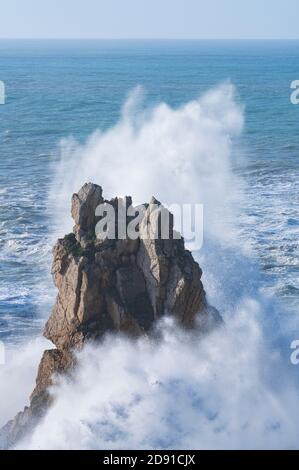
[0,183,221,449]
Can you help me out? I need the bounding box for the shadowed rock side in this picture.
[0,183,221,449]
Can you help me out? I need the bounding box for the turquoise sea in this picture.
[0,40,298,344]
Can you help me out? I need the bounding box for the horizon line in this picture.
[0,37,299,41]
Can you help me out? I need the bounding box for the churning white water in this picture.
[1,84,299,449]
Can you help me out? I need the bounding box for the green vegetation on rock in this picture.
[64,233,85,257]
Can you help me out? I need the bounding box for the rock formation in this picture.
[0,183,221,448]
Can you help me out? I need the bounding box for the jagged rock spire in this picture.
[0,183,221,449]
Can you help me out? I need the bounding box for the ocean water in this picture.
[1,40,299,450]
[0,39,298,345]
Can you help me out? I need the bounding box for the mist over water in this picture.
[50,83,243,243]
[13,312,299,450]
[1,84,296,449]
[1,40,298,342]
[0,337,49,428]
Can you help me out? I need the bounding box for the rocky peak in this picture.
[45,183,218,349]
[0,183,221,448]
[71,182,103,244]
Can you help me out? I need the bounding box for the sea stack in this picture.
[0,183,221,448]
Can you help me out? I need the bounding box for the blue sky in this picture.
[1,0,298,39]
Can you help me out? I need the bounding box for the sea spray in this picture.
[16,310,299,450]
[49,83,244,246]
[2,84,298,449]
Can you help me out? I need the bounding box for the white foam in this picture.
[4,84,299,450]
[18,309,299,450]
[0,338,50,428]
